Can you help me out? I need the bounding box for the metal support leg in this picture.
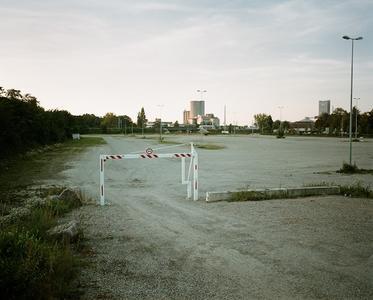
[100,156,105,206]
[181,157,185,184]
[193,152,198,201]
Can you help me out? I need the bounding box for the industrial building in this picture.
[190,101,205,118]
[183,100,220,128]
[183,110,190,125]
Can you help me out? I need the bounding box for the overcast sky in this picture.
[0,0,372,124]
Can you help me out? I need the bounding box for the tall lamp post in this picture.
[342,35,363,165]
[197,89,207,101]
[353,97,360,139]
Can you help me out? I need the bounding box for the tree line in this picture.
[314,108,373,135]
[254,107,373,136]
[0,88,149,159]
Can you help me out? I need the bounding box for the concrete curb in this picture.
[206,186,341,202]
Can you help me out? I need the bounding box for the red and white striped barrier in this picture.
[99,143,198,205]
[103,153,192,160]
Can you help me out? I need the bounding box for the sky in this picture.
[0,0,372,124]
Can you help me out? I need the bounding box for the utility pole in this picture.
[353,97,360,139]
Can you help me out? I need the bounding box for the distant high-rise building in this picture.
[183,110,190,125]
[319,100,331,115]
[190,101,205,118]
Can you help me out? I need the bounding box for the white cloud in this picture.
[0,0,371,122]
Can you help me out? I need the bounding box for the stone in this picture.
[58,188,82,208]
[48,220,80,243]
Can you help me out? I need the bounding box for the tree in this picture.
[254,113,273,134]
[360,109,373,134]
[23,93,39,107]
[101,112,118,128]
[6,89,22,100]
[315,113,330,133]
[282,121,290,131]
[137,107,147,128]
[174,120,179,128]
[273,120,281,131]
[0,87,75,158]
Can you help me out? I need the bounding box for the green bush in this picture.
[338,163,359,173]
[0,187,83,299]
[0,230,78,299]
[337,163,373,174]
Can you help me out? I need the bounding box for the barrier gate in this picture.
[99,143,198,205]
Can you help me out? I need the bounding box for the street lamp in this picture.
[353,97,360,139]
[197,89,207,101]
[342,35,363,165]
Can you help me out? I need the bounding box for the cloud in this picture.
[0,0,371,122]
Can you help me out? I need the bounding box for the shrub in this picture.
[340,183,373,198]
[0,230,78,299]
[338,163,359,174]
[0,187,83,299]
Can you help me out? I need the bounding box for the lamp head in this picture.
[356,37,363,40]
[342,35,351,40]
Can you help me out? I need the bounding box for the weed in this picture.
[0,229,80,299]
[230,190,289,202]
[337,163,373,174]
[339,182,373,198]
[0,186,87,299]
[338,163,358,173]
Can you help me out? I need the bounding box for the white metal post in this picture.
[187,155,193,199]
[181,157,185,184]
[100,156,105,206]
[193,151,199,201]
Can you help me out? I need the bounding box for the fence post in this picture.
[100,156,105,206]
[193,150,199,201]
[181,157,185,184]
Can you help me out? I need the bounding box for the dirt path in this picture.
[58,135,372,299]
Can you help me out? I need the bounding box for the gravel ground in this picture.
[59,135,372,299]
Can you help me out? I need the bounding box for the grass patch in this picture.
[337,163,373,174]
[195,143,225,150]
[340,182,373,198]
[229,190,289,202]
[0,189,84,299]
[63,136,106,148]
